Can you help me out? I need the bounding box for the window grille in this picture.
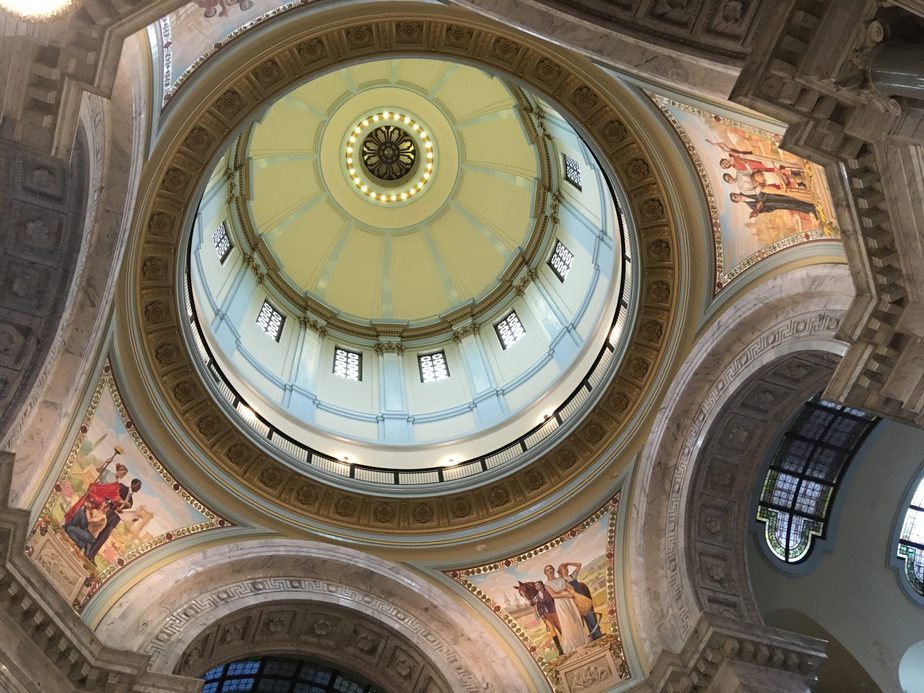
[213,222,233,264]
[548,239,574,282]
[563,153,582,190]
[255,300,284,342]
[495,311,525,349]
[333,347,362,381]
[419,351,450,383]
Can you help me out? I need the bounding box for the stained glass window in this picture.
[333,347,362,381]
[213,222,233,264]
[563,153,582,190]
[898,477,924,596]
[419,351,449,383]
[495,311,525,349]
[548,239,574,282]
[199,656,380,693]
[255,300,285,342]
[756,395,877,563]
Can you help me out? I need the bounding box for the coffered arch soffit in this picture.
[628,263,853,666]
[117,3,703,541]
[172,600,455,693]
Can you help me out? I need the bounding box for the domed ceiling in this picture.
[243,58,539,325]
[186,54,628,476]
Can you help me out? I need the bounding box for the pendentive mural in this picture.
[652,94,840,291]
[26,363,229,612]
[448,494,629,692]
[152,0,299,106]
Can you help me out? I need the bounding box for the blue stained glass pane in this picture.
[806,448,842,482]
[203,684,219,693]
[793,481,829,517]
[227,661,260,676]
[777,439,812,472]
[222,678,255,692]
[300,666,332,685]
[333,676,365,693]
[795,408,834,440]
[768,472,799,507]
[263,660,298,677]
[206,665,226,681]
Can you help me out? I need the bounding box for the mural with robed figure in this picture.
[448,494,629,692]
[652,94,840,292]
[27,363,229,612]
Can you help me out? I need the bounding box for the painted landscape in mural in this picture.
[155,0,298,103]
[449,496,629,690]
[28,365,226,611]
[654,95,839,290]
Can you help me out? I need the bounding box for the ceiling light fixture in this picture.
[0,0,76,20]
[346,111,434,203]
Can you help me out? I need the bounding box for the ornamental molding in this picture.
[645,613,826,693]
[664,311,844,640]
[127,5,680,534]
[686,351,838,626]
[729,0,924,425]
[143,577,479,691]
[173,601,453,692]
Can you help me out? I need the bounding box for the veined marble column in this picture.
[870,41,924,100]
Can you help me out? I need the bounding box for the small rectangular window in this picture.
[333,347,362,381]
[256,300,285,342]
[563,153,582,190]
[548,239,574,282]
[213,222,233,264]
[495,311,525,349]
[419,351,450,383]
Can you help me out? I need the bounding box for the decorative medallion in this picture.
[346,111,433,202]
[361,125,416,181]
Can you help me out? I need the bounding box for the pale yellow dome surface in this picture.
[244,59,539,324]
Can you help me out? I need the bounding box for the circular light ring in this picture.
[346,111,435,203]
[0,0,76,20]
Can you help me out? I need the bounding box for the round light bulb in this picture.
[0,0,76,19]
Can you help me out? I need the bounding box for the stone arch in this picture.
[92,538,533,692]
[174,600,454,693]
[686,351,840,624]
[629,263,853,667]
[3,34,152,508]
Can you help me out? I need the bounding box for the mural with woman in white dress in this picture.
[448,494,629,688]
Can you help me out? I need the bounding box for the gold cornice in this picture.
[129,5,679,535]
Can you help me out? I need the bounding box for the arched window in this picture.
[895,472,924,601]
[755,395,877,565]
[202,656,381,693]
